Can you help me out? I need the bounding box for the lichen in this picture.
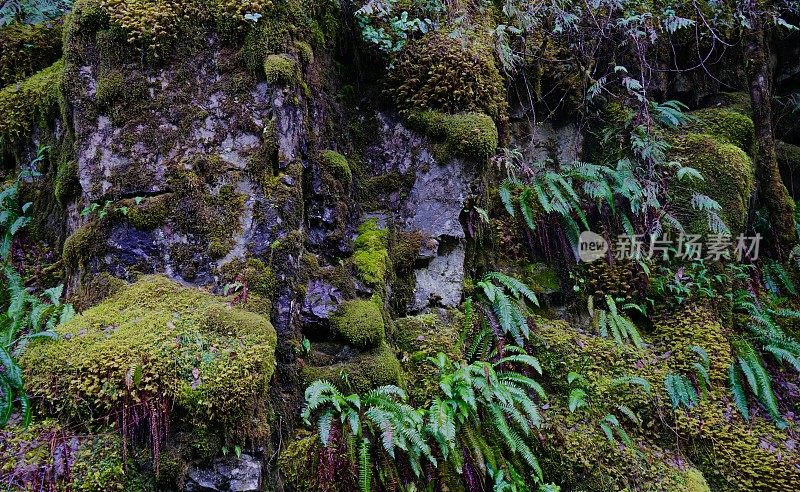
[300,342,402,394]
[331,297,385,349]
[406,111,498,159]
[20,275,277,442]
[352,218,390,288]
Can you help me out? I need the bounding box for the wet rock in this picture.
[301,279,343,324]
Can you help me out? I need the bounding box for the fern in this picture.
[589,296,644,347]
[359,439,371,492]
[730,340,786,427]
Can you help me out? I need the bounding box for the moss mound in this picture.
[263,53,300,86]
[386,32,507,125]
[300,342,402,394]
[0,21,63,87]
[318,149,352,183]
[689,107,755,153]
[331,298,385,348]
[21,275,277,440]
[407,111,498,159]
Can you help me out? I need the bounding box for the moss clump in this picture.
[670,132,755,235]
[689,107,755,154]
[54,158,79,205]
[125,194,174,230]
[263,53,300,86]
[70,272,127,311]
[0,59,64,152]
[301,343,402,394]
[0,21,63,87]
[331,297,385,349]
[318,150,351,183]
[386,33,507,125]
[407,111,498,159]
[353,218,390,288]
[62,220,107,272]
[278,433,323,491]
[21,275,277,442]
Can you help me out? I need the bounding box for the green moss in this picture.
[70,272,127,312]
[407,111,498,159]
[300,343,402,394]
[689,107,755,154]
[126,194,173,230]
[54,158,79,205]
[386,32,507,126]
[21,275,278,442]
[331,297,385,348]
[295,40,314,64]
[0,59,64,152]
[353,218,390,288]
[0,21,63,87]
[263,53,300,86]
[278,433,323,491]
[218,257,277,316]
[670,132,755,235]
[318,150,351,183]
[520,262,560,294]
[62,220,107,272]
[777,141,800,171]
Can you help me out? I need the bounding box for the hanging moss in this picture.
[406,111,498,159]
[386,32,508,126]
[0,59,64,152]
[352,218,390,288]
[0,21,63,87]
[331,297,385,349]
[20,275,278,442]
[300,343,402,394]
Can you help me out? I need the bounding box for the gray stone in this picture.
[185,454,261,492]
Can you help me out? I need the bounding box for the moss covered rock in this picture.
[21,275,277,441]
[263,53,300,86]
[331,297,385,348]
[407,111,498,159]
[318,149,352,183]
[689,107,755,153]
[670,132,754,235]
[300,342,402,394]
[0,21,63,87]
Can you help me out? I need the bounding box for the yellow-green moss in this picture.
[0,21,63,87]
[278,433,323,492]
[62,220,107,272]
[353,218,390,288]
[0,59,64,151]
[263,53,300,86]
[21,275,277,442]
[331,297,385,348]
[670,132,755,235]
[407,111,498,159]
[300,342,402,394]
[318,149,351,183]
[386,32,507,125]
[70,272,127,311]
[689,107,755,154]
[218,257,277,316]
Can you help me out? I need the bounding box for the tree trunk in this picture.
[746,3,797,258]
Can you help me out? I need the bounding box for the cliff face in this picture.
[3,1,800,491]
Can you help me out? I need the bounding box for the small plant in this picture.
[588,295,644,347]
[729,340,785,427]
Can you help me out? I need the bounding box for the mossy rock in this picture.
[21,275,277,442]
[406,111,498,159]
[263,53,300,86]
[0,21,63,87]
[318,149,351,183]
[353,218,390,288]
[0,419,137,491]
[669,132,754,236]
[0,59,64,152]
[386,32,507,126]
[331,297,385,348]
[300,343,402,394]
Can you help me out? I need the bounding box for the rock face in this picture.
[185,454,262,492]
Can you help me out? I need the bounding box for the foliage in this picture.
[664,346,711,410]
[0,0,72,26]
[588,295,643,348]
[729,339,785,427]
[473,271,539,347]
[354,0,433,53]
